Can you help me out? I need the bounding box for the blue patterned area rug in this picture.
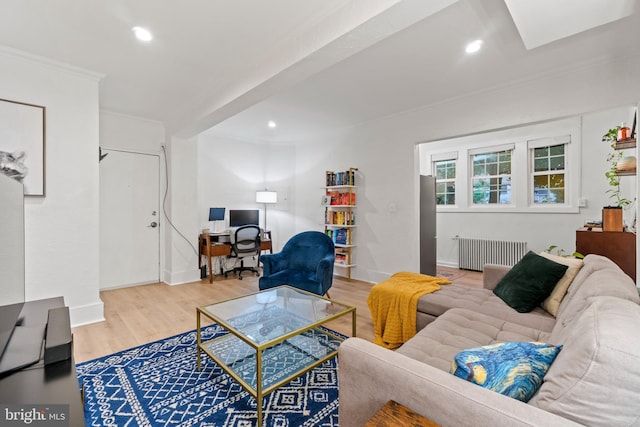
[76,325,339,427]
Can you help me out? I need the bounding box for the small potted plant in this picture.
[602,126,634,231]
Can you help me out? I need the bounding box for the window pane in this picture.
[534,175,548,189]
[534,147,548,158]
[487,163,498,175]
[550,145,564,156]
[446,164,456,179]
[550,155,564,170]
[550,189,564,203]
[550,173,564,188]
[534,158,548,172]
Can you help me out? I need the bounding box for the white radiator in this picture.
[458,237,527,271]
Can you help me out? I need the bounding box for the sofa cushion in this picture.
[538,252,584,317]
[551,255,640,343]
[417,284,556,332]
[397,308,550,372]
[530,297,640,426]
[450,341,562,402]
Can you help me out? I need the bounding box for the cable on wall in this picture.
[160,145,198,257]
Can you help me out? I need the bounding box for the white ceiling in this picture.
[0,0,638,142]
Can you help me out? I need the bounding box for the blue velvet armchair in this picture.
[258,231,335,296]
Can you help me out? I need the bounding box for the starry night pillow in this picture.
[449,341,562,402]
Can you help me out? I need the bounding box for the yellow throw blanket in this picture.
[368,272,451,349]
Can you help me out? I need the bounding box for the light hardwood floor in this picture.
[72,267,482,363]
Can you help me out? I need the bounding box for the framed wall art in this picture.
[0,98,46,196]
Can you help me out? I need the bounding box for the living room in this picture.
[0,0,637,327]
[0,1,639,425]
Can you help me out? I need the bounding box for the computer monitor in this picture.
[208,207,225,221]
[207,207,225,233]
[229,209,259,227]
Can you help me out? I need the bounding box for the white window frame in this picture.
[421,118,581,213]
[528,136,571,208]
[469,144,515,207]
[432,152,458,206]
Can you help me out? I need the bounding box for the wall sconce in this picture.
[256,190,277,231]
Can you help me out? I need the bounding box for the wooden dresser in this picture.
[576,229,636,281]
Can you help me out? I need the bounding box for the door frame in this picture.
[100,146,162,288]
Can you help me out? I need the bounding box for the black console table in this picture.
[0,297,85,426]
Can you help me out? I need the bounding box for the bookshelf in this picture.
[324,168,357,279]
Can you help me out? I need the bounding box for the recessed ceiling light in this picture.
[132,26,153,42]
[268,120,277,128]
[465,39,483,54]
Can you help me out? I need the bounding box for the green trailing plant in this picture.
[602,126,634,208]
[545,245,584,259]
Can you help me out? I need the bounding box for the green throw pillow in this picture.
[493,251,568,313]
[450,341,562,402]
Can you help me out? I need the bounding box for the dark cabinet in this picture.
[576,229,636,281]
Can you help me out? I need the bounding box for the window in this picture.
[531,141,567,204]
[471,149,512,204]
[434,159,456,205]
[422,118,580,213]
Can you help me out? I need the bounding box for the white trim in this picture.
[469,143,515,155]
[421,117,581,213]
[527,134,571,149]
[431,151,458,161]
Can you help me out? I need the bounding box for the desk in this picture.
[199,231,272,283]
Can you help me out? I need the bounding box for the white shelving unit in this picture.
[324,168,357,279]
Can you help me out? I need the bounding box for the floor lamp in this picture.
[256,190,277,233]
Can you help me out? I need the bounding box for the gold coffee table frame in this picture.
[196,285,356,426]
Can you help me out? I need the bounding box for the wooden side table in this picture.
[364,400,440,427]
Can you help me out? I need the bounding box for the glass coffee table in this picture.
[196,286,356,426]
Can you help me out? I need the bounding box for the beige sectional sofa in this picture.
[339,254,640,426]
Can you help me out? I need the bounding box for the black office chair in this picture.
[224,225,261,279]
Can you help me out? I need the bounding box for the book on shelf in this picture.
[335,250,348,264]
[325,210,356,226]
[325,228,351,244]
[326,191,356,206]
[325,168,357,186]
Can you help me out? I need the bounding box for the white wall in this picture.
[0,48,103,326]
[100,111,165,153]
[290,53,640,284]
[423,106,637,267]
[196,134,297,252]
[164,135,200,284]
[178,53,640,286]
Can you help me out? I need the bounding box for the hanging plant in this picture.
[602,126,634,208]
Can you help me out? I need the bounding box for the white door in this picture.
[99,149,160,289]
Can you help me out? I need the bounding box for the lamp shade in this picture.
[256,190,277,204]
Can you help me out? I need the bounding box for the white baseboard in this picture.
[436,261,459,269]
[69,300,104,328]
[163,268,201,286]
